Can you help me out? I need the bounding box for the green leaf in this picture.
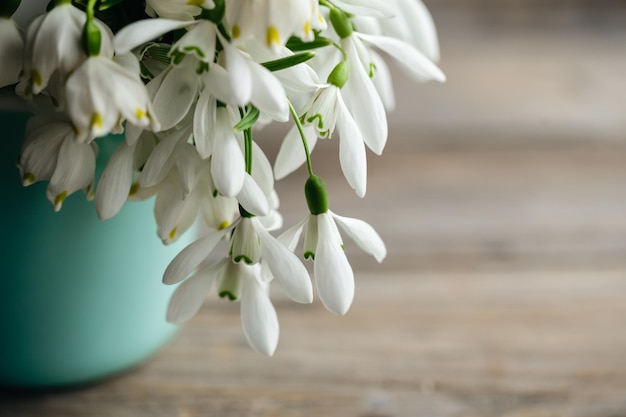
[286,35,333,52]
[98,0,126,11]
[261,51,316,72]
[234,107,260,132]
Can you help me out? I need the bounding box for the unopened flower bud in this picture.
[330,8,353,39]
[327,60,348,88]
[305,175,329,215]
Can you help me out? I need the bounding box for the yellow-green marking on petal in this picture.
[54,191,68,212]
[232,24,241,39]
[91,112,104,129]
[129,182,139,196]
[31,70,42,88]
[135,108,146,120]
[168,227,178,242]
[304,20,312,36]
[22,172,36,186]
[266,26,280,47]
[218,221,230,230]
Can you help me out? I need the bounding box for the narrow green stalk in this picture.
[239,107,253,175]
[288,100,314,178]
[319,0,335,10]
[86,0,97,19]
[245,127,252,175]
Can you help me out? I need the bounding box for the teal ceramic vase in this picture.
[0,109,190,388]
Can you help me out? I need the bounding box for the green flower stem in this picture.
[287,100,314,178]
[239,107,253,175]
[86,0,97,19]
[319,0,335,10]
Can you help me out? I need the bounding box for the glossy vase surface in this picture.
[0,110,190,388]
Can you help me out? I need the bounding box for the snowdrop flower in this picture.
[65,53,159,142]
[22,3,113,95]
[377,0,440,63]
[276,61,367,197]
[226,0,326,50]
[18,117,97,211]
[164,216,313,306]
[280,176,386,315]
[0,15,23,88]
[166,258,280,356]
[324,7,445,157]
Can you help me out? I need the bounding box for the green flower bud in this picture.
[327,60,348,88]
[305,175,329,215]
[330,8,353,39]
[0,0,20,17]
[82,19,102,57]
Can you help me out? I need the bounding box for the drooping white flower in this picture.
[0,17,23,88]
[226,0,326,50]
[18,117,97,211]
[22,3,113,95]
[377,0,440,63]
[65,54,159,142]
[166,257,280,356]
[275,60,368,197]
[164,216,313,305]
[280,210,386,315]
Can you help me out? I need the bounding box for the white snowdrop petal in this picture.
[18,122,70,184]
[0,19,24,88]
[277,216,308,251]
[330,211,387,263]
[152,59,198,131]
[221,37,252,105]
[343,37,388,156]
[252,218,313,304]
[193,89,216,159]
[314,213,355,315]
[387,0,440,62]
[166,263,220,323]
[95,141,136,220]
[139,127,189,187]
[250,140,274,196]
[336,95,367,198]
[356,32,446,83]
[163,224,234,284]
[274,124,317,180]
[370,51,395,111]
[175,144,203,197]
[331,0,392,18]
[171,20,216,63]
[211,109,245,197]
[238,174,270,217]
[241,271,279,356]
[47,137,96,211]
[248,61,289,122]
[114,18,192,55]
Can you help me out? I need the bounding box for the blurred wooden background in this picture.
[3,1,626,416]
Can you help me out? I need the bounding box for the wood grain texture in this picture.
[3,141,626,417]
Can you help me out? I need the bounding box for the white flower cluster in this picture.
[0,0,444,355]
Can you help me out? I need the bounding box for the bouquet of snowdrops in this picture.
[0,0,444,355]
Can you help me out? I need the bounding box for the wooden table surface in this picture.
[3,139,626,417]
[3,5,626,417]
